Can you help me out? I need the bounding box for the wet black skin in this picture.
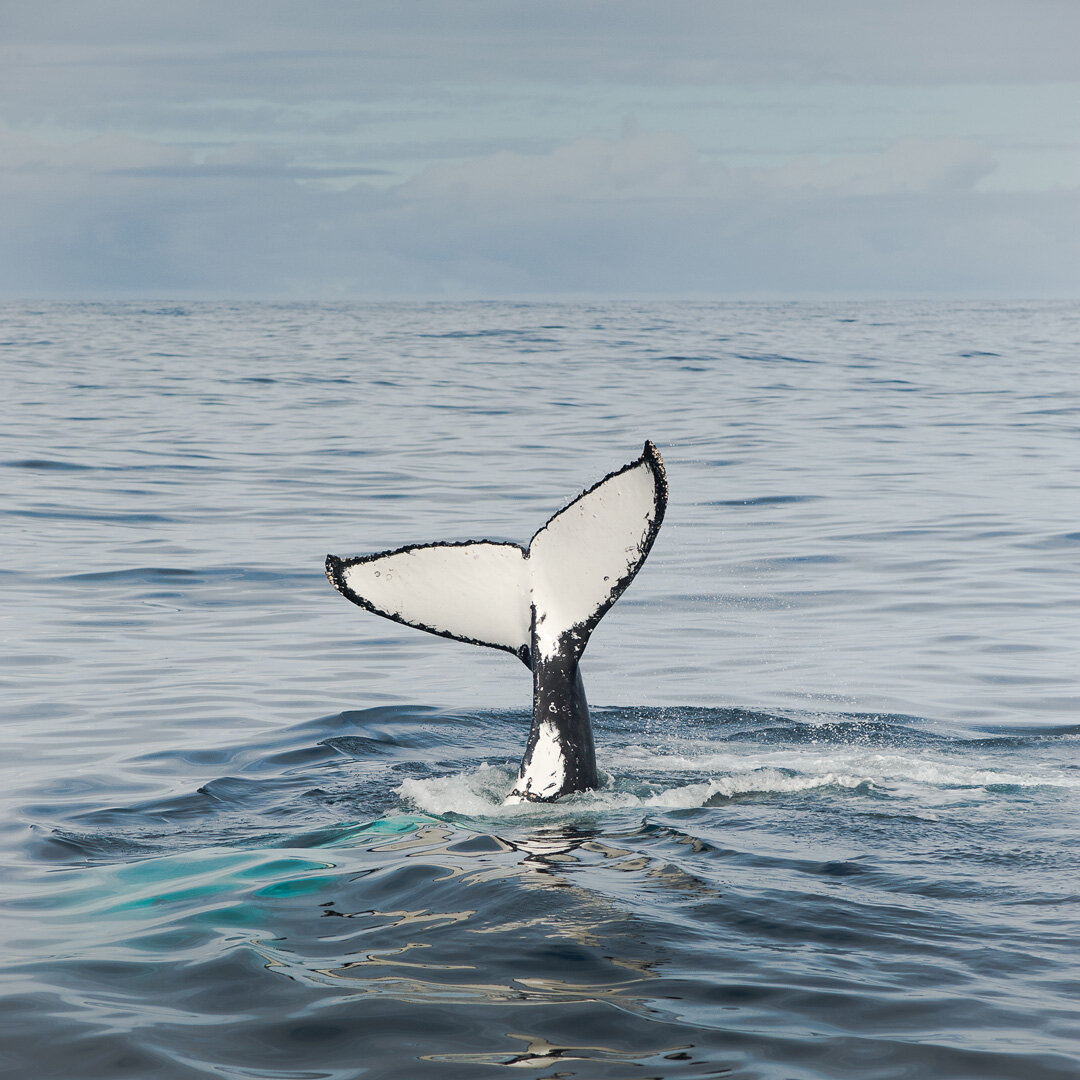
[509,630,598,802]
[326,442,668,804]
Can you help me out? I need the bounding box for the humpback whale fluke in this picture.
[325,441,667,803]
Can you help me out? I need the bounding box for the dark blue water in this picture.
[2,300,1079,1079]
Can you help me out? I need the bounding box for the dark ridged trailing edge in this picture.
[325,440,667,670]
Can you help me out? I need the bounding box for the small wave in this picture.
[7,508,174,523]
[397,764,518,816]
[733,352,821,365]
[417,328,556,342]
[703,494,820,507]
[63,566,200,584]
[396,730,1080,819]
[609,770,868,809]
[396,763,868,817]
[3,458,95,471]
[610,743,1080,795]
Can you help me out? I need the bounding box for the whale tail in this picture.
[325,440,667,667]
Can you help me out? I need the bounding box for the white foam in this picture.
[395,739,1080,819]
[610,743,1080,792]
[397,763,867,817]
[397,763,517,817]
[611,769,866,809]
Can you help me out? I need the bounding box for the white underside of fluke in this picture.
[333,448,664,660]
[502,721,565,804]
[339,541,531,653]
[529,455,659,660]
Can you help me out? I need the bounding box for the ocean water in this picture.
[1,299,1078,1080]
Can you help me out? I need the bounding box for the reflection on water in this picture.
[251,823,665,1019]
[4,300,1080,1078]
[7,707,1080,1080]
[423,1031,694,1070]
[22,749,1066,1080]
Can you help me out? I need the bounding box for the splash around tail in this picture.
[326,441,667,802]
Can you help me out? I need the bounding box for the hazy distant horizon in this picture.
[3,291,1077,305]
[2,2,1077,299]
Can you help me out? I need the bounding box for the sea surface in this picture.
[1,299,1078,1080]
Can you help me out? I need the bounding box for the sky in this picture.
[1,1,1077,299]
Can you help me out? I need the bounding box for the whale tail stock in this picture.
[325,440,668,802]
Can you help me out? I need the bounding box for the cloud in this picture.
[3,1,1078,92]
[0,125,189,175]
[358,184,1079,299]
[1,124,1073,299]
[0,126,384,185]
[399,130,702,202]
[400,131,997,202]
[759,136,998,196]
[0,5,1073,299]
